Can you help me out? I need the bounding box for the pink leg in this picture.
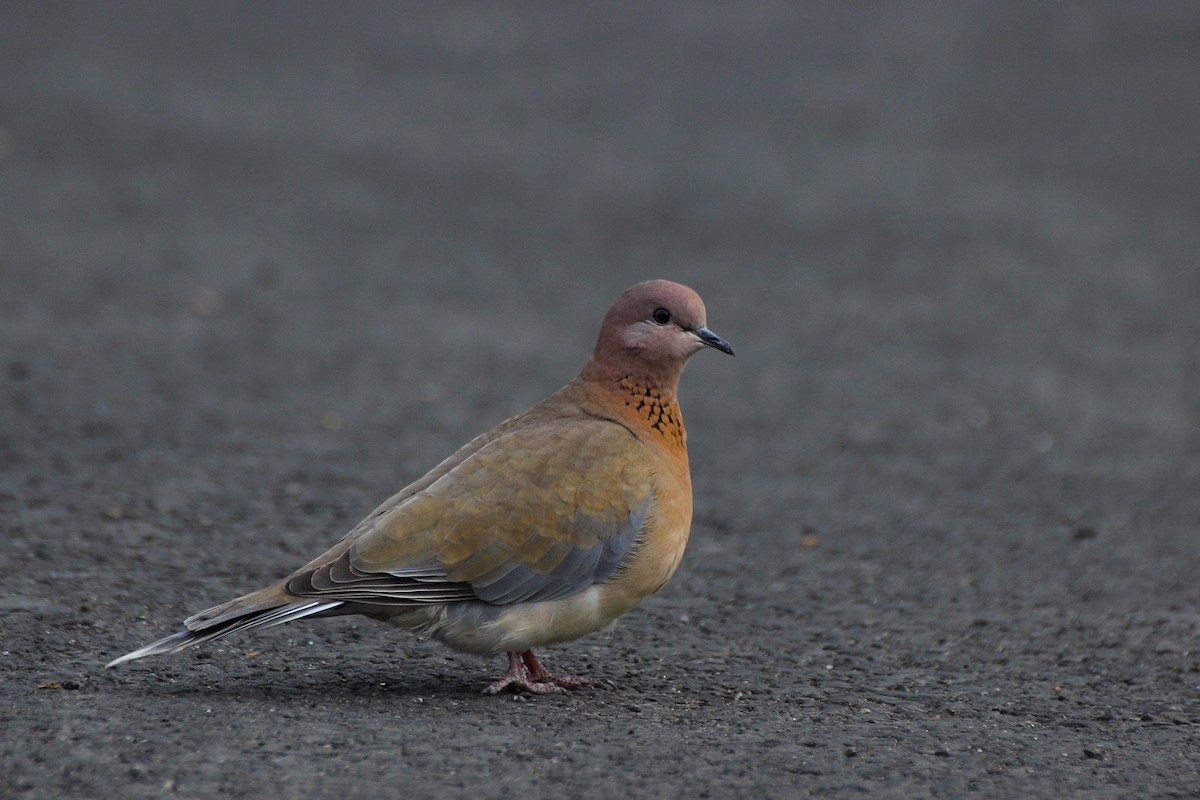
[482,650,613,695]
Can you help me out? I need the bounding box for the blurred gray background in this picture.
[3,3,1199,797]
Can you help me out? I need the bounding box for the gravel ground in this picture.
[3,3,1200,798]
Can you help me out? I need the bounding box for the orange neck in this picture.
[578,357,687,448]
[614,373,685,448]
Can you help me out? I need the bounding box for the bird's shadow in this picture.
[104,664,494,701]
[100,657,626,704]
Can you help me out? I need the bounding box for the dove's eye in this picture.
[652,307,671,325]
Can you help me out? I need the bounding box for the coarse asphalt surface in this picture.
[3,3,1200,798]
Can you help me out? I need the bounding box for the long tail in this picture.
[106,592,344,668]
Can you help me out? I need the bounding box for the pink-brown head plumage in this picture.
[581,280,733,388]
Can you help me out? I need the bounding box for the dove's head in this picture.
[586,280,734,383]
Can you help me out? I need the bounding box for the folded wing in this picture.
[286,417,653,608]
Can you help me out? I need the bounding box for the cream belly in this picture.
[381,517,692,656]
[383,585,608,656]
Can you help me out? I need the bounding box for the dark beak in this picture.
[695,326,735,356]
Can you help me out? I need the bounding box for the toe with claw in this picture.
[483,650,614,695]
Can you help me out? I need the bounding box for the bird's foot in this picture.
[482,650,614,695]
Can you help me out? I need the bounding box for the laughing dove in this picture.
[107,280,734,694]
